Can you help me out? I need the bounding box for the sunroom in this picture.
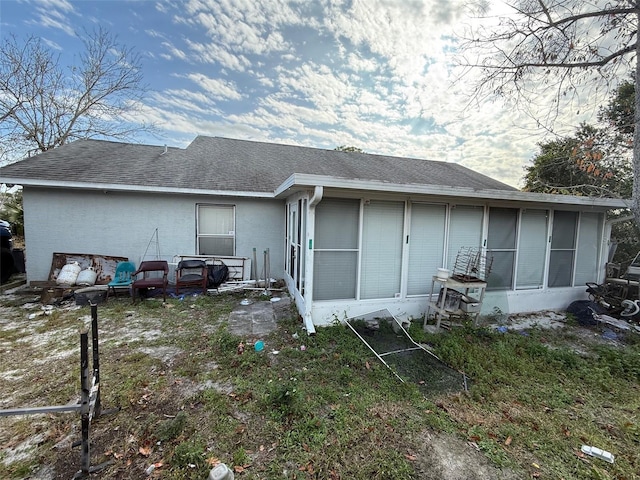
[278,176,627,332]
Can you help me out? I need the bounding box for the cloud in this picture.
[183,73,244,101]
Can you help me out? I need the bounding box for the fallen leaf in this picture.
[259,445,265,452]
[206,457,221,467]
[505,436,512,446]
[153,461,164,468]
[365,361,371,370]
[405,454,417,461]
[113,452,124,459]
[235,465,245,473]
[138,446,152,456]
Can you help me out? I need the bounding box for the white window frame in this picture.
[196,204,235,256]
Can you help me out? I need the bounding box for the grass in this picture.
[1,293,639,479]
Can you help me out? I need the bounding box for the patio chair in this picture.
[106,261,136,299]
[175,259,208,295]
[131,260,168,303]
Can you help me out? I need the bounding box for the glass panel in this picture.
[198,237,234,256]
[199,206,234,234]
[360,201,404,299]
[407,204,446,295]
[487,208,517,249]
[548,211,577,287]
[313,251,357,300]
[315,199,360,249]
[551,211,577,249]
[488,251,514,289]
[575,212,602,286]
[548,251,574,287]
[516,209,548,289]
[447,206,483,270]
[486,208,518,290]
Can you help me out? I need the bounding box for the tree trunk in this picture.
[633,3,640,226]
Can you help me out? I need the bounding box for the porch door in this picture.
[360,200,404,299]
[487,207,518,290]
[287,200,306,294]
[548,211,578,287]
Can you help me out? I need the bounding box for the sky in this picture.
[0,0,612,188]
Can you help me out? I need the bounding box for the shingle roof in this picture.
[0,136,517,194]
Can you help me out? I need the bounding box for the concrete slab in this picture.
[227,296,291,337]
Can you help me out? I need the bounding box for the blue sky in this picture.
[0,0,604,187]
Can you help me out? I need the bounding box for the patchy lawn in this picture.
[0,290,638,479]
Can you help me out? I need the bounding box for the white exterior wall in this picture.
[308,287,590,327]
[22,187,284,282]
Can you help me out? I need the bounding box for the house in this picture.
[0,136,627,331]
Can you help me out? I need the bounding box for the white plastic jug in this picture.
[76,267,98,286]
[57,262,81,286]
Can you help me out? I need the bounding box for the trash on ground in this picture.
[581,445,615,463]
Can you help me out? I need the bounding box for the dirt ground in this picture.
[0,287,633,479]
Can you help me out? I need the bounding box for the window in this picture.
[197,205,235,256]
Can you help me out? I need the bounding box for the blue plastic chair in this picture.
[107,261,136,299]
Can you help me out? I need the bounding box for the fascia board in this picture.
[274,173,630,209]
[3,178,274,198]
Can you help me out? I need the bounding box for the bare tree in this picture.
[0,27,150,161]
[459,1,638,220]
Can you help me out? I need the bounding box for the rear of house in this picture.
[0,136,626,329]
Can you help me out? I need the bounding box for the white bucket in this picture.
[76,267,98,286]
[209,463,234,480]
[57,262,81,286]
[436,268,450,281]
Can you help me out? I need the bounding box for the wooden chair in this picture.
[175,259,208,295]
[131,260,168,303]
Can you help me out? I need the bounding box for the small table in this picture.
[425,276,487,329]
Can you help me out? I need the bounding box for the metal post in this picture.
[90,303,101,417]
[78,331,90,478]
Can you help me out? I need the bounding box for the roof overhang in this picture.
[274,173,630,209]
[5,173,631,210]
[3,178,274,198]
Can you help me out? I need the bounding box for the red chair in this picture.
[132,260,168,303]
